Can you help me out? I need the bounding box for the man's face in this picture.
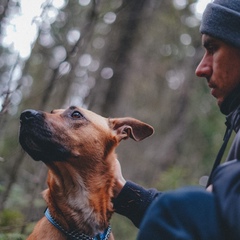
[195,34,240,106]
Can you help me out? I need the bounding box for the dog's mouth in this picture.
[19,109,70,162]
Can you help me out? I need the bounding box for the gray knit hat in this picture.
[200,0,240,49]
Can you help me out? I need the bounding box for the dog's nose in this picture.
[20,109,40,122]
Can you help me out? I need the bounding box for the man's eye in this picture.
[207,47,215,54]
[71,111,83,119]
[206,44,218,55]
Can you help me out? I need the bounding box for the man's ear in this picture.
[110,117,154,142]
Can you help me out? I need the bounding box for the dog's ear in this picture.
[110,118,154,142]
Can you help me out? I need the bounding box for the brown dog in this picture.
[19,106,154,240]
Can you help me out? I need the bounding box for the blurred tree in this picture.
[87,0,149,116]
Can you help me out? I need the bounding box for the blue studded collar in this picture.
[45,208,111,240]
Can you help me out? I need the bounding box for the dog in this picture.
[19,106,154,239]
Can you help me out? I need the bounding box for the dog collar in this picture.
[45,208,111,240]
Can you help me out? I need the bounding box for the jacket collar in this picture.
[220,84,240,116]
[206,85,240,187]
[220,84,240,132]
[225,105,240,133]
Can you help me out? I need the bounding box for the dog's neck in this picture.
[42,153,115,237]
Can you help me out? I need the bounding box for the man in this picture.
[112,0,240,239]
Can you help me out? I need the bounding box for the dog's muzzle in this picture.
[19,109,70,162]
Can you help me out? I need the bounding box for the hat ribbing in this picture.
[200,0,240,49]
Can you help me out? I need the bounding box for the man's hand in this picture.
[113,159,126,198]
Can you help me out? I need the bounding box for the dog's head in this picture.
[19,106,154,163]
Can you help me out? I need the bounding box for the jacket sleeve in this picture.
[112,181,160,227]
[212,160,240,240]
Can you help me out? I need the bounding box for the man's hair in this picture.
[200,0,240,49]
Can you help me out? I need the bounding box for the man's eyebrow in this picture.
[202,37,218,48]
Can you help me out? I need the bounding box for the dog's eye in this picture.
[71,111,83,119]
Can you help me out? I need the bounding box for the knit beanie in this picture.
[200,0,240,49]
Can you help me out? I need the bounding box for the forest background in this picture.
[0,0,227,239]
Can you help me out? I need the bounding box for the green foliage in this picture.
[0,184,5,193]
[111,214,138,240]
[0,209,24,233]
[0,233,26,240]
[156,165,197,191]
[5,185,27,209]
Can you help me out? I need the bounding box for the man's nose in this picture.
[195,55,212,78]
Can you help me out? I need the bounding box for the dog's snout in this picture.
[20,109,41,122]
